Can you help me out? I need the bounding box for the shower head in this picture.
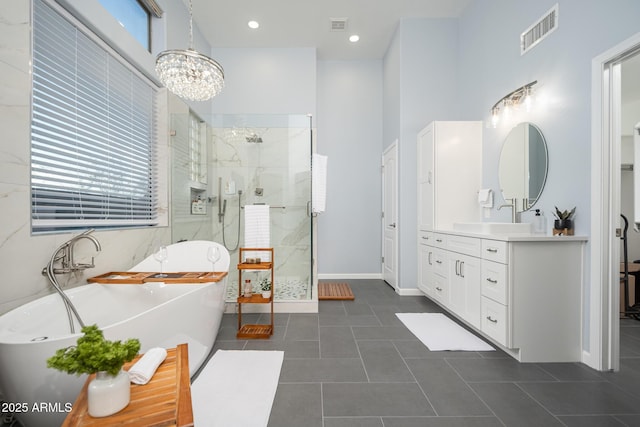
[245,133,263,143]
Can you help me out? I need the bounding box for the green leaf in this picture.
[47,325,140,376]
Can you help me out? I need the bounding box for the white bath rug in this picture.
[191,350,284,427]
[396,313,494,351]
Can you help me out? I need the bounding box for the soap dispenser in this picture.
[533,209,546,234]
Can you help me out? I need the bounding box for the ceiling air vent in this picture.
[521,4,558,55]
[330,18,348,32]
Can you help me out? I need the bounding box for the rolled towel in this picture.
[128,347,167,385]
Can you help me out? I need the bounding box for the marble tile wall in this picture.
[0,2,171,315]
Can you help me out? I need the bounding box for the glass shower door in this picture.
[209,114,313,301]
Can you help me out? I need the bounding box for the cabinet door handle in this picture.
[436,260,442,264]
[436,286,443,292]
[455,260,460,276]
[486,316,498,323]
[428,252,432,265]
[486,248,498,253]
[436,238,443,243]
[422,236,429,240]
[486,278,498,284]
[460,261,465,278]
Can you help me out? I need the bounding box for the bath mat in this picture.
[191,350,284,426]
[319,282,355,300]
[396,313,494,351]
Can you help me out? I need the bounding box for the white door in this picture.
[382,142,398,290]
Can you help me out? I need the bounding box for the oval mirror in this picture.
[498,122,548,212]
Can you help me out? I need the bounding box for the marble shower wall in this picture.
[210,118,312,297]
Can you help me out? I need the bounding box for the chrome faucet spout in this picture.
[67,231,102,270]
[497,198,521,223]
[43,229,102,275]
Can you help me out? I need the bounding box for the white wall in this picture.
[316,60,383,276]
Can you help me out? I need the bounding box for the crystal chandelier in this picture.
[155,0,224,102]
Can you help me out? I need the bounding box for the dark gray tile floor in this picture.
[211,279,640,427]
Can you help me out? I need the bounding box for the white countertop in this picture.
[432,228,589,242]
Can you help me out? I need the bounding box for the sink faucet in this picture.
[498,198,521,223]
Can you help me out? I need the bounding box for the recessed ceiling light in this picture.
[248,20,259,29]
[349,35,360,43]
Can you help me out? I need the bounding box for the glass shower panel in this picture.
[209,114,313,301]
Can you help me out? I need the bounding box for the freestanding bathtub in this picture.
[0,278,228,427]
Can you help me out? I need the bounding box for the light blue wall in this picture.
[384,18,460,290]
[456,0,640,350]
[208,48,317,115]
[316,60,384,275]
[459,0,640,229]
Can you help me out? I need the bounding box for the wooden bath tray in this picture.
[88,271,227,284]
[63,344,193,427]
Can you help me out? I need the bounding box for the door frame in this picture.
[590,31,640,371]
[382,141,399,291]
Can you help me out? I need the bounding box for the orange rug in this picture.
[318,282,355,300]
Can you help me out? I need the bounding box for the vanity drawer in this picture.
[433,233,448,249]
[481,240,509,264]
[432,250,447,277]
[446,234,481,257]
[419,230,435,246]
[432,274,449,306]
[481,260,508,305]
[481,297,508,346]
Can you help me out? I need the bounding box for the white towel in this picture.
[244,204,271,261]
[312,153,327,214]
[128,347,167,385]
[478,188,493,208]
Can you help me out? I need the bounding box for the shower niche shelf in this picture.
[236,247,274,339]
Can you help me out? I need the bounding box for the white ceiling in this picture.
[187,0,640,103]
[190,0,473,60]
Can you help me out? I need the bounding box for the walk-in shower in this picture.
[170,112,315,306]
[211,114,314,302]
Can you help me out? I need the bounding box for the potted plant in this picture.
[259,278,272,299]
[47,324,140,418]
[553,206,576,235]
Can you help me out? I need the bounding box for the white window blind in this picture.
[31,0,159,233]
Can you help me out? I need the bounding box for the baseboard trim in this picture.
[396,288,423,296]
[318,273,383,280]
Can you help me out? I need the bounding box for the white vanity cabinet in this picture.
[417,121,482,231]
[445,235,482,329]
[419,230,586,363]
[418,231,449,305]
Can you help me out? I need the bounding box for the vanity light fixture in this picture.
[490,80,537,127]
[155,0,224,102]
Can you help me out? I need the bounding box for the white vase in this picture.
[87,369,130,417]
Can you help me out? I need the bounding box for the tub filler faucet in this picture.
[41,229,101,333]
[43,229,102,275]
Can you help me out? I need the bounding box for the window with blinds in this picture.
[31,0,159,233]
